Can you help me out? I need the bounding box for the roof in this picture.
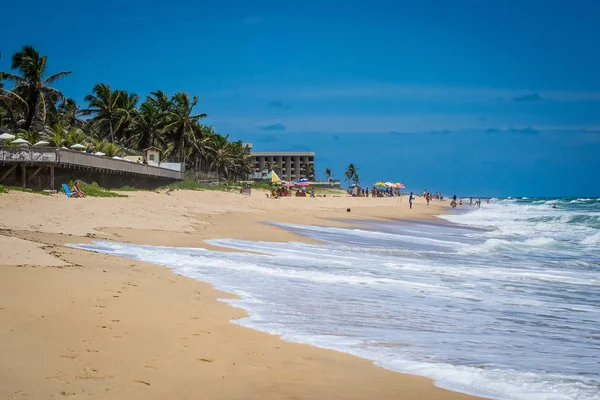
[143,146,162,152]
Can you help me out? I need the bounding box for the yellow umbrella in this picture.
[270,170,281,183]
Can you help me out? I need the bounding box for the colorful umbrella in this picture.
[395,183,406,189]
[374,182,387,187]
[283,182,295,187]
[267,170,281,183]
[385,182,394,186]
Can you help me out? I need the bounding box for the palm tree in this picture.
[302,163,315,180]
[132,101,163,150]
[65,127,86,147]
[2,45,71,130]
[58,98,85,127]
[345,163,357,182]
[46,123,66,147]
[80,83,133,143]
[147,90,172,113]
[17,129,41,144]
[324,168,332,182]
[352,174,360,186]
[163,92,206,160]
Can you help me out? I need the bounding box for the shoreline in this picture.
[0,190,484,400]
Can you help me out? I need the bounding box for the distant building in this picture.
[249,147,315,182]
[143,147,161,167]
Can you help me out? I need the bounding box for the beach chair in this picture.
[62,184,73,198]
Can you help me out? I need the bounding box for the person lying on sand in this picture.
[71,181,87,198]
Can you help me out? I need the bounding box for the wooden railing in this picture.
[0,146,183,180]
[56,149,183,179]
[0,146,59,162]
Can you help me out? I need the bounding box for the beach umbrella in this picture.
[70,143,86,150]
[11,138,30,145]
[385,181,394,187]
[267,170,281,183]
[298,178,310,183]
[93,152,106,156]
[283,182,295,187]
[0,133,16,141]
[33,141,50,146]
[296,181,311,186]
[374,182,387,187]
[395,182,406,189]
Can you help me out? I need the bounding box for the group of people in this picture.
[422,190,443,205]
[450,195,490,208]
[348,186,403,197]
[268,186,315,199]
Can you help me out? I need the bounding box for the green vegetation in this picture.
[68,181,127,198]
[345,163,360,185]
[0,185,50,195]
[111,185,144,192]
[1,45,253,182]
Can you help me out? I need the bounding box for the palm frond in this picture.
[43,70,72,85]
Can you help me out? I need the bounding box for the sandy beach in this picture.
[0,189,482,400]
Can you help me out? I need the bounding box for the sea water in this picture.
[71,197,600,400]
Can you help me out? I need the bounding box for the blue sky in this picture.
[2,0,600,196]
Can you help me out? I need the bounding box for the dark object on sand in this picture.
[346,208,351,212]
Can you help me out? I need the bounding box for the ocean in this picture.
[72,197,600,400]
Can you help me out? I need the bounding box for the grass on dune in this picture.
[0,184,50,195]
[68,181,127,198]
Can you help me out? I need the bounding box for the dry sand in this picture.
[0,188,482,400]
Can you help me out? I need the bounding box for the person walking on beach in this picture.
[409,192,414,209]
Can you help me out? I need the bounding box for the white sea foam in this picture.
[581,232,600,245]
[71,200,600,400]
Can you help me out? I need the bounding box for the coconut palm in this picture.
[65,127,86,147]
[324,168,332,181]
[352,174,360,186]
[1,45,71,130]
[132,101,163,150]
[147,90,172,113]
[103,142,120,157]
[58,98,85,127]
[163,92,206,160]
[17,129,41,144]
[46,123,66,147]
[345,163,357,182]
[302,163,315,180]
[80,83,134,143]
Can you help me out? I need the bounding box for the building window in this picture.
[149,154,155,161]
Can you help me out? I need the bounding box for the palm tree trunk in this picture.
[109,119,114,143]
[24,91,40,130]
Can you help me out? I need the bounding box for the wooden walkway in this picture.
[0,147,183,189]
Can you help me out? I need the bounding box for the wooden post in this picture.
[0,165,17,183]
[50,166,55,190]
[21,165,26,188]
[28,167,44,182]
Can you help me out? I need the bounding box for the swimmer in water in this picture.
[552,203,558,209]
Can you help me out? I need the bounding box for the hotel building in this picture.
[244,143,315,182]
